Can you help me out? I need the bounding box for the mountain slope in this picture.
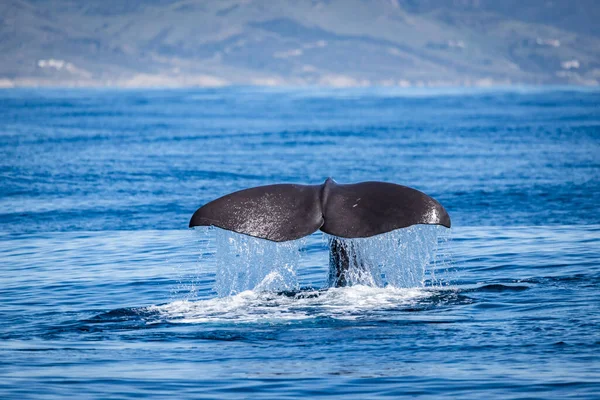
[1,0,599,87]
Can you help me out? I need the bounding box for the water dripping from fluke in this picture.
[190,224,451,297]
[326,225,450,288]
[213,229,306,297]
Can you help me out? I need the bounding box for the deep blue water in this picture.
[1,87,599,398]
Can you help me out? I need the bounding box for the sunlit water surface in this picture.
[1,87,599,398]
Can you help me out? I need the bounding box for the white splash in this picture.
[149,285,433,323]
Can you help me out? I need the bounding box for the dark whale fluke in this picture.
[189,178,450,242]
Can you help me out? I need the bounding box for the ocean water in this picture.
[1,87,599,398]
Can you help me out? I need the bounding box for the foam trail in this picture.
[148,285,435,324]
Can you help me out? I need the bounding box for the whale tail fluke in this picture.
[189,178,450,242]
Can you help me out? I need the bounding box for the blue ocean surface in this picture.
[1,87,599,398]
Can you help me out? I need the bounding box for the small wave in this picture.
[463,283,530,292]
[86,307,157,322]
[521,274,600,285]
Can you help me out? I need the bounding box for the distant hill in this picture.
[1,0,599,87]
